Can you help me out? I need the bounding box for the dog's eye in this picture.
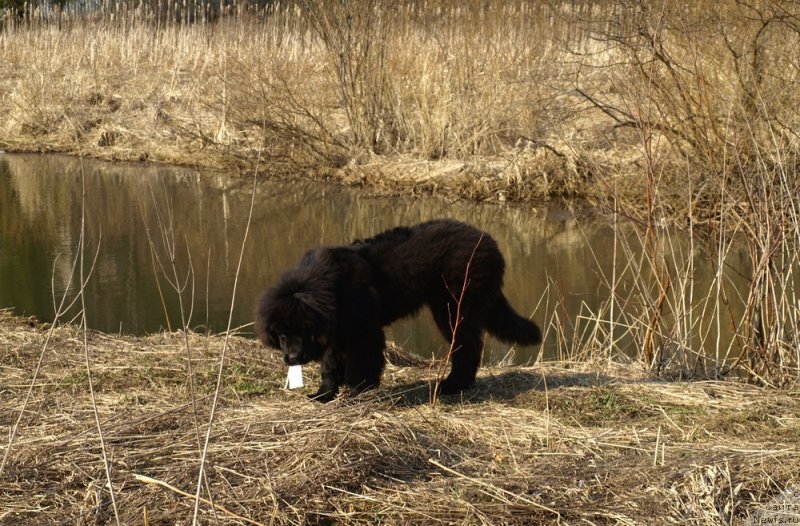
[278,334,287,348]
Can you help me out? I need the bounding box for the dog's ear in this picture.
[293,292,314,306]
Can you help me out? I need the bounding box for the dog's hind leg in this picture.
[431,303,485,395]
[440,325,483,395]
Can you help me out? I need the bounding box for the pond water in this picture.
[0,153,750,365]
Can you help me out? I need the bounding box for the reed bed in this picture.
[2,309,799,525]
[1,0,796,211]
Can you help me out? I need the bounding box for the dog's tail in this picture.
[487,294,542,345]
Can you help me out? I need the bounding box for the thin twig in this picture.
[430,233,483,405]
[77,156,121,526]
[192,150,261,525]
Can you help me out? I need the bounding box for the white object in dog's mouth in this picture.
[285,365,304,389]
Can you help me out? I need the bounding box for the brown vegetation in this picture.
[2,2,800,522]
[0,1,796,214]
[1,310,799,525]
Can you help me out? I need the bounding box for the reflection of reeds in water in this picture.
[2,151,798,382]
[554,151,800,385]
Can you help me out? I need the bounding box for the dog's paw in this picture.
[436,377,472,396]
[309,389,336,403]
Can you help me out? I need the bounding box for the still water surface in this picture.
[0,154,747,364]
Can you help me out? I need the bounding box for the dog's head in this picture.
[265,330,323,366]
[256,271,336,366]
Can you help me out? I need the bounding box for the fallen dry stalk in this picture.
[427,458,561,520]
[134,473,269,526]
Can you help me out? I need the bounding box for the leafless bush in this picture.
[575,0,800,209]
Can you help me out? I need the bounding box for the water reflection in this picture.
[0,153,749,364]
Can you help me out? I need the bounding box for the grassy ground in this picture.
[2,310,799,525]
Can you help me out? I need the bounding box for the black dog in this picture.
[256,219,541,401]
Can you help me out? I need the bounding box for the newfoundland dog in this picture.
[256,219,541,402]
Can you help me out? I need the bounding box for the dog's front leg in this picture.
[311,348,343,402]
[343,327,386,397]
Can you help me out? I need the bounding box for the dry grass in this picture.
[2,309,799,525]
[0,7,686,197]
[2,3,800,520]
[1,0,797,212]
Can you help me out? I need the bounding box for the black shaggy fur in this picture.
[256,219,541,402]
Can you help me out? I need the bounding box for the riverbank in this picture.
[2,310,798,524]
[2,1,798,223]
[0,2,588,205]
